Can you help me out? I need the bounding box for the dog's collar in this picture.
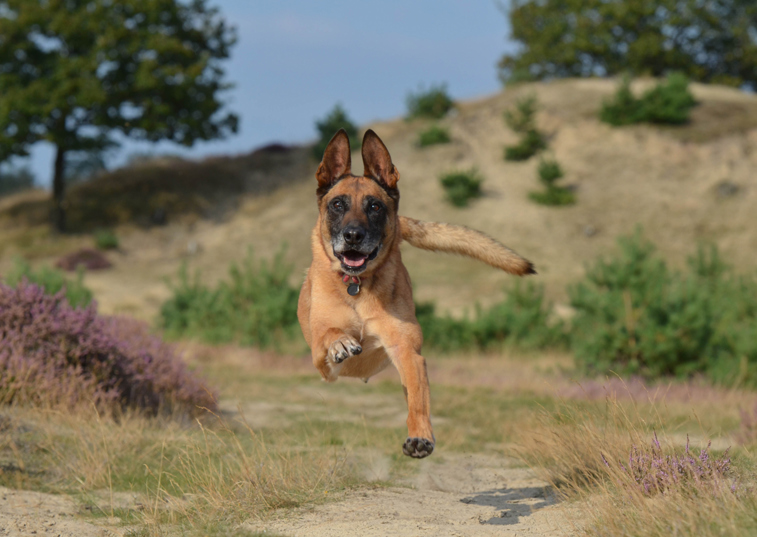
[341,273,361,296]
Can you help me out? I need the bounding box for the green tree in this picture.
[0,0,238,231]
[499,0,757,89]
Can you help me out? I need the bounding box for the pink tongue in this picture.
[343,255,367,267]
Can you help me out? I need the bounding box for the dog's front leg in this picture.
[385,338,435,458]
[312,327,363,382]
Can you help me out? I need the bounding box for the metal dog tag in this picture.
[347,283,360,296]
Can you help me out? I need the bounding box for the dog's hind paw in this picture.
[328,335,362,364]
[402,437,434,458]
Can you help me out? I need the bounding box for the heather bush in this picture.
[56,248,112,271]
[601,73,697,126]
[569,231,757,385]
[313,104,361,158]
[529,158,575,206]
[417,125,451,147]
[603,432,732,496]
[0,281,215,415]
[503,95,547,161]
[416,281,565,352]
[406,83,454,120]
[439,168,483,207]
[4,257,92,307]
[160,250,302,350]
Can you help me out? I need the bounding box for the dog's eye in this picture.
[370,202,382,213]
[331,200,344,211]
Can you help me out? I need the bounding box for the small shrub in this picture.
[600,76,645,126]
[569,231,757,385]
[416,281,565,352]
[313,104,361,158]
[439,168,483,207]
[601,74,696,126]
[503,95,547,161]
[0,281,215,415]
[529,158,576,206]
[504,129,547,161]
[640,72,697,125]
[3,257,92,307]
[417,125,451,147]
[160,249,302,350]
[537,158,563,186]
[406,83,454,120]
[56,248,112,271]
[94,228,119,250]
[504,94,539,134]
[528,188,575,206]
[603,432,732,496]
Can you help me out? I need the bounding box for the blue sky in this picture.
[22,0,516,186]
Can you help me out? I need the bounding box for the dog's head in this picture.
[315,129,400,277]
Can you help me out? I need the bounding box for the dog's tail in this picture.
[399,216,536,276]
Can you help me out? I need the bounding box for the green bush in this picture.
[504,95,539,134]
[416,281,566,353]
[640,72,697,125]
[529,158,576,206]
[569,231,757,386]
[503,96,546,161]
[160,250,302,350]
[439,169,483,207]
[504,130,547,161]
[600,76,645,126]
[601,74,696,126]
[313,104,361,159]
[3,258,92,307]
[94,229,119,250]
[417,125,451,147]
[406,84,454,120]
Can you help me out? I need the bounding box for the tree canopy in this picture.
[499,0,757,89]
[0,0,238,231]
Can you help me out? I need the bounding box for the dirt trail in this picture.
[244,453,576,537]
[0,487,124,537]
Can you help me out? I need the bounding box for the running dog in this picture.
[297,129,535,458]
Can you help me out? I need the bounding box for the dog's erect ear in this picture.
[361,129,399,189]
[316,129,352,190]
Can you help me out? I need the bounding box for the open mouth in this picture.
[334,246,380,273]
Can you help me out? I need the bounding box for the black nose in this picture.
[343,226,365,246]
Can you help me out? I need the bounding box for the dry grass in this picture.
[514,384,757,536]
[0,404,357,536]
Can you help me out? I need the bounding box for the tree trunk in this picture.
[52,145,66,233]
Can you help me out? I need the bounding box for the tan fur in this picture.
[298,129,534,458]
[399,217,535,275]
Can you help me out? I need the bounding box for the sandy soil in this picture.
[244,453,576,537]
[0,487,125,537]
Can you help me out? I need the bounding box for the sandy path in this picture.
[244,453,576,537]
[0,487,124,537]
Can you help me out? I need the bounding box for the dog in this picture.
[297,129,535,458]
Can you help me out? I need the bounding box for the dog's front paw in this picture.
[403,437,434,458]
[328,335,362,364]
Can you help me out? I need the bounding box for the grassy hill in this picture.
[2,77,757,321]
